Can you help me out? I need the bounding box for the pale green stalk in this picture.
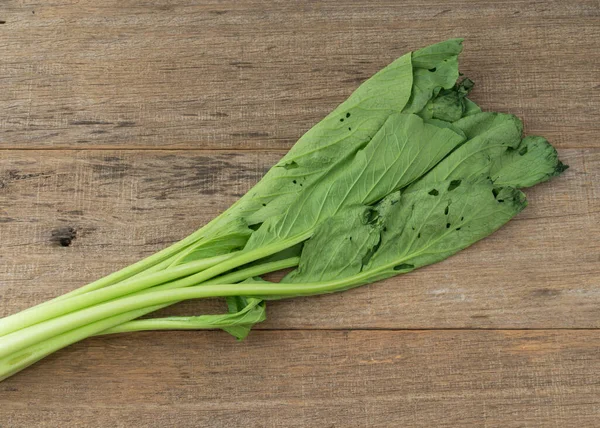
[0,253,236,337]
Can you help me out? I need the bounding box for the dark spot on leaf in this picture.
[448,179,462,191]
[429,67,436,72]
[348,127,351,131]
[292,180,297,184]
[417,233,421,238]
[428,189,439,196]
[555,162,569,174]
[262,203,266,207]
[340,118,344,122]
[455,227,461,231]
[393,263,414,271]
[446,223,451,228]
[349,236,352,241]
[460,216,464,221]
[444,206,449,215]
[346,112,351,118]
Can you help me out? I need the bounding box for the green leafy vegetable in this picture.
[0,38,567,382]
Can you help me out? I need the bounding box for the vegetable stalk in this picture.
[0,38,567,382]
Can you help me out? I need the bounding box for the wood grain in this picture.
[1,0,599,426]
[0,0,598,150]
[1,149,597,328]
[0,330,599,427]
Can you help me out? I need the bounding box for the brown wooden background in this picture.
[1,1,599,426]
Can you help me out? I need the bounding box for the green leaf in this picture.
[418,78,476,122]
[196,40,464,241]
[222,296,265,340]
[403,39,464,114]
[408,112,524,191]
[283,180,526,287]
[171,218,252,265]
[490,136,568,188]
[245,113,466,251]
[283,205,382,283]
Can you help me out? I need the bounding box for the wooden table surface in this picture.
[1,1,599,426]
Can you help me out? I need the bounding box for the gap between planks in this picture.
[249,327,600,332]
[0,144,598,152]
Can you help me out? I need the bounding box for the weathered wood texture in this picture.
[1,0,599,426]
[1,330,599,427]
[0,0,598,150]
[1,149,598,328]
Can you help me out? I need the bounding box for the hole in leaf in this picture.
[281,161,299,170]
[364,208,379,225]
[519,146,528,156]
[455,227,461,231]
[340,118,344,122]
[428,189,439,196]
[460,216,464,221]
[497,199,504,203]
[361,240,381,266]
[393,263,414,271]
[448,179,462,191]
[444,206,449,215]
[292,180,297,184]
[348,127,351,131]
[349,236,352,241]
[417,232,421,238]
[346,112,351,118]
[428,67,436,72]
[492,188,500,198]
[446,223,451,228]
[262,203,266,207]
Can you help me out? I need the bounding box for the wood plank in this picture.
[1,149,597,328]
[0,330,599,427]
[1,0,598,150]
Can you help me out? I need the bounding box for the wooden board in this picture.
[1,149,598,329]
[1,0,599,426]
[1,330,599,427]
[0,0,598,150]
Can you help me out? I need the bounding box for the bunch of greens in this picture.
[0,39,566,381]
